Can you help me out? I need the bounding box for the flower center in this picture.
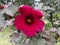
[25,15,34,25]
[26,19,32,23]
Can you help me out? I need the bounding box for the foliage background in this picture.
[0,0,60,45]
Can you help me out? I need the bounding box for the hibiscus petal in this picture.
[32,9,44,18]
[33,19,44,32]
[18,5,33,14]
[22,26,36,37]
[37,20,44,31]
[14,14,25,30]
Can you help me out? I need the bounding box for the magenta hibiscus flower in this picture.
[14,5,44,37]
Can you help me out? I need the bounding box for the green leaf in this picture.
[36,39,46,45]
[57,28,60,35]
[25,38,30,44]
[50,37,56,44]
[0,11,5,29]
[0,21,4,28]
[29,40,35,45]
[46,41,54,45]
[43,20,52,30]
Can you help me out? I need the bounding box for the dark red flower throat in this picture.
[25,15,34,25]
